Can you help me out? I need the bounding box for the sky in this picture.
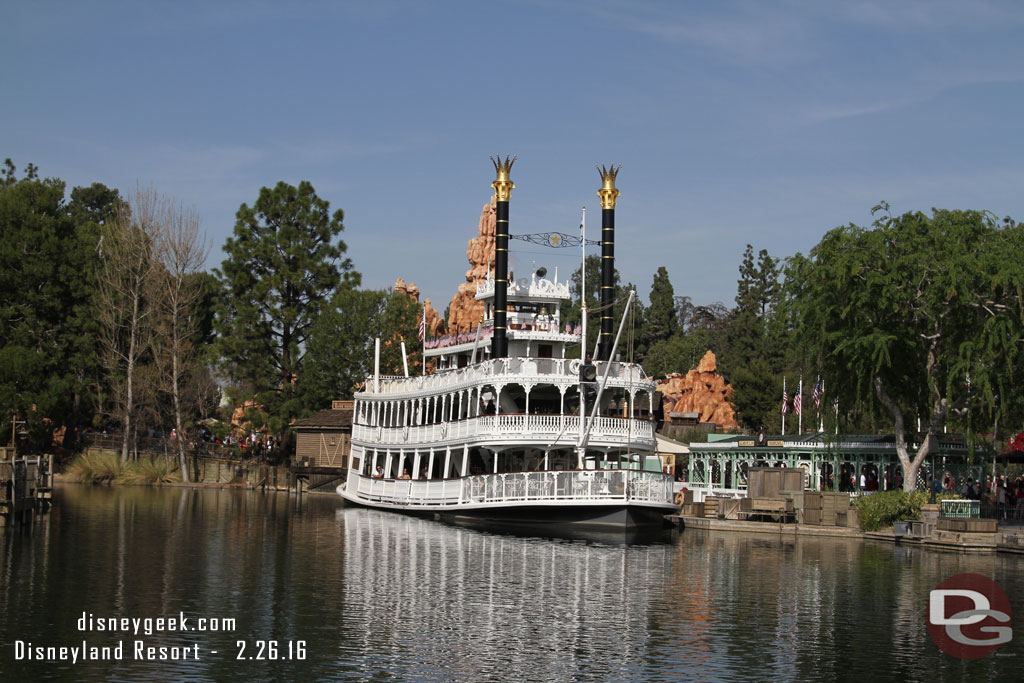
[3,1,1023,312]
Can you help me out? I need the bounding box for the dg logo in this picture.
[928,573,1012,659]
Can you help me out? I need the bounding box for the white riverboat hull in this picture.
[337,469,677,532]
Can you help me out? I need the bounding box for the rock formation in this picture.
[445,197,496,334]
[394,277,443,337]
[655,350,738,430]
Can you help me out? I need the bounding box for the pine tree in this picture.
[215,181,359,433]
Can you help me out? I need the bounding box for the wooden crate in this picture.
[822,509,836,525]
[964,518,998,533]
[937,518,967,532]
[720,498,741,520]
[804,491,822,509]
[828,492,851,509]
[804,508,822,525]
[781,490,805,511]
[747,467,804,499]
[846,508,859,529]
[703,498,720,518]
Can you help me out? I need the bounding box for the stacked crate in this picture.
[803,491,822,525]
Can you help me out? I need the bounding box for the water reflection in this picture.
[1,486,1022,682]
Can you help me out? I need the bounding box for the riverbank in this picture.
[669,514,1024,555]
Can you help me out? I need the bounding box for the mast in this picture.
[596,164,620,361]
[490,155,515,360]
[579,207,588,453]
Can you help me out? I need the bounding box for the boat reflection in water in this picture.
[336,506,676,682]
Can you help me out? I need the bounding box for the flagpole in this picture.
[819,378,825,432]
[781,377,786,436]
[798,376,803,435]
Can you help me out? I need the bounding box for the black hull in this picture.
[439,504,669,531]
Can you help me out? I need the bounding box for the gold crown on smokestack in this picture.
[491,155,516,201]
[596,164,621,209]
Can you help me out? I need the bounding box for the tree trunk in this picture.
[874,375,936,492]
[172,310,190,483]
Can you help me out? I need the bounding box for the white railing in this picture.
[365,358,651,396]
[351,469,674,507]
[352,414,655,446]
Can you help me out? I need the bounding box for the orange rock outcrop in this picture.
[394,277,443,337]
[655,350,738,430]
[445,197,496,334]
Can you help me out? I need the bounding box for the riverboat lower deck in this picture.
[338,467,674,530]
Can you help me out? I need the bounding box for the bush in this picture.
[67,450,127,484]
[854,490,956,531]
[123,456,181,485]
[66,450,181,485]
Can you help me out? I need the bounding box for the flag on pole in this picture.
[794,378,803,415]
[418,303,426,341]
[812,376,822,411]
[781,378,789,414]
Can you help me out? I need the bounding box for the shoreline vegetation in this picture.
[66,451,181,485]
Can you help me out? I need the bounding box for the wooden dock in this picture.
[0,446,53,525]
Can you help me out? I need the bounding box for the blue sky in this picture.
[3,1,1023,313]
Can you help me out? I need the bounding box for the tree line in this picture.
[3,158,1023,489]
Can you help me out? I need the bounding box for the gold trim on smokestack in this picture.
[491,155,517,201]
[596,164,621,209]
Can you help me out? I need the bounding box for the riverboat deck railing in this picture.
[352,469,673,507]
[352,413,654,446]
[366,357,651,396]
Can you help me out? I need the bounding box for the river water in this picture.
[1,485,1021,682]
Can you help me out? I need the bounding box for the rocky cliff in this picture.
[393,277,443,337]
[655,350,738,430]
[445,197,496,334]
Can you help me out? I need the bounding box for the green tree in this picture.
[643,329,716,377]
[0,161,112,450]
[785,205,1024,490]
[300,288,388,407]
[215,180,359,432]
[726,244,783,431]
[640,266,678,355]
[563,254,621,359]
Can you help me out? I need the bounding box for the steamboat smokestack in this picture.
[490,155,516,360]
[596,164,620,361]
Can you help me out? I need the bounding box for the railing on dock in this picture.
[352,469,673,507]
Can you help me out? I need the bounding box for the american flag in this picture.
[813,377,823,411]
[794,378,803,415]
[418,304,426,341]
[781,379,789,414]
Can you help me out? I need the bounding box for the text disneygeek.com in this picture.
[12,612,306,663]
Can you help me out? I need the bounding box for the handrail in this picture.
[351,468,674,507]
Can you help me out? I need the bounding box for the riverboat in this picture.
[336,160,676,531]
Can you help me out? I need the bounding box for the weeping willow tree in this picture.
[784,204,1024,491]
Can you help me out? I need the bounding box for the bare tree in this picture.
[97,186,159,461]
[151,201,208,482]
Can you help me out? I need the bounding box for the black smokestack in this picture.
[596,165,620,361]
[490,155,516,360]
